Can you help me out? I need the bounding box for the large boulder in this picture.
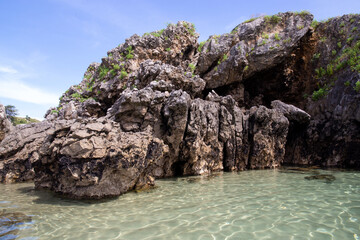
[248,106,289,169]
[34,118,169,199]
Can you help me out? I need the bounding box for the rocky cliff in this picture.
[0,12,359,199]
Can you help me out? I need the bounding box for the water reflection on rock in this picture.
[305,174,336,183]
[280,167,336,183]
[279,166,320,174]
[180,172,223,184]
[0,209,32,239]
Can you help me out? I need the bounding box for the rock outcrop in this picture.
[0,121,70,183]
[283,14,360,168]
[1,11,359,199]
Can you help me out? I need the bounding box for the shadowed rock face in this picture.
[198,12,313,90]
[0,12,359,199]
[283,14,360,168]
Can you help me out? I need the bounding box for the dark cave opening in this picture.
[182,45,195,61]
[202,62,294,109]
[283,122,309,166]
[171,161,186,176]
[202,30,316,110]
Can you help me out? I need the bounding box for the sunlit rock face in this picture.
[1,12,359,199]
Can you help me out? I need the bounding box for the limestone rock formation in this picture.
[248,106,289,169]
[271,100,310,124]
[0,121,70,183]
[0,11,359,199]
[34,118,169,198]
[283,14,360,168]
[198,12,313,90]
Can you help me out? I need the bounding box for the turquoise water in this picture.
[0,169,359,240]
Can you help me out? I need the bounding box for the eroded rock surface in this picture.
[1,12,359,199]
[34,118,169,199]
[0,121,71,183]
[198,12,313,90]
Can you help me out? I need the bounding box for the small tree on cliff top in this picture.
[5,105,18,123]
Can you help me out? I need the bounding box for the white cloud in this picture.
[0,80,59,105]
[0,54,61,106]
[0,66,17,74]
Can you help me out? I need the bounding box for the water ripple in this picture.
[0,169,359,239]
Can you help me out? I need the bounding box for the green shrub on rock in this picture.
[354,81,360,92]
[312,87,328,101]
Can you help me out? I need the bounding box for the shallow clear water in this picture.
[0,169,360,240]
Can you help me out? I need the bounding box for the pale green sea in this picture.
[0,169,359,240]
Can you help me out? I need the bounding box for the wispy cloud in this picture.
[0,58,60,106]
[0,66,17,74]
[0,79,59,105]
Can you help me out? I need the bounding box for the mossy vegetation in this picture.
[212,34,220,44]
[98,65,109,80]
[110,64,121,77]
[126,46,134,59]
[120,70,128,79]
[231,26,239,34]
[188,63,196,74]
[217,54,228,65]
[150,29,164,37]
[84,73,92,81]
[311,15,360,99]
[297,25,304,30]
[259,40,267,46]
[182,22,196,36]
[312,53,321,60]
[243,17,259,24]
[320,37,327,42]
[354,80,360,92]
[312,87,328,101]
[12,116,40,125]
[333,40,360,73]
[283,38,291,44]
[315,67,326,78]
[264,15,282,24]
[262,33,269,39]
[274,33,281,41]
[294,10,311,18]
[198,41,206,52]
[311,20,319,29]
[346,36,354,44]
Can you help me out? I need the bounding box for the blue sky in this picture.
[0,0,359,119]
